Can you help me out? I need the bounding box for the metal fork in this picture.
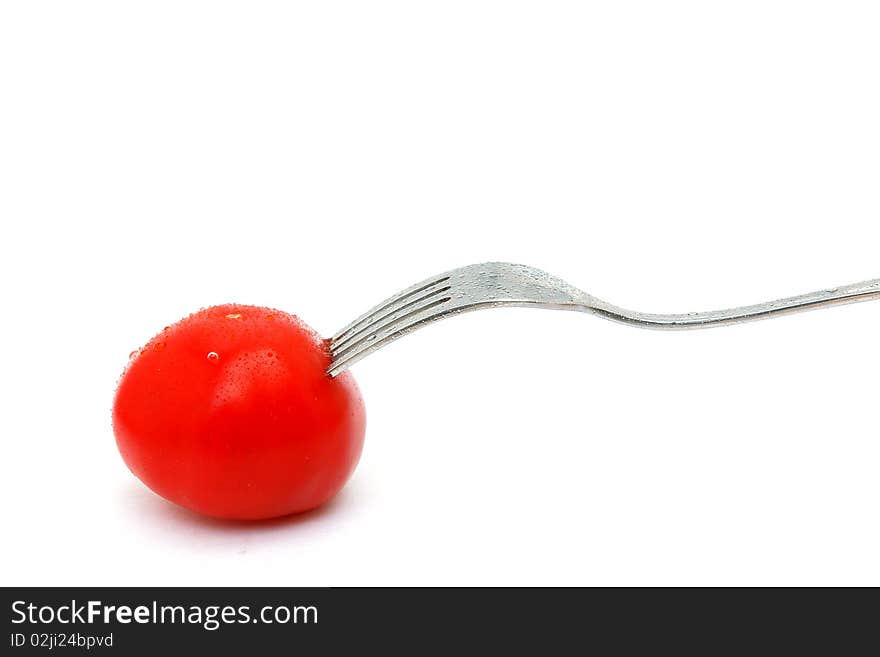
[328,262,880,376]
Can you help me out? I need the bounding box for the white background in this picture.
[2,2,879,586]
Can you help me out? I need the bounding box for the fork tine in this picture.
[332,283,453,353]
[331,290,453,362]
[328,294,454,376]
[330,274,451,345]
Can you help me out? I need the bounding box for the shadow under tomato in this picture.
[120,479,360,534]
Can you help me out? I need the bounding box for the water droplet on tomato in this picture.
[129,350,138,359]
[207,351,220,362]
[153,341,165,351]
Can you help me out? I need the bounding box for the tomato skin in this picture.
[112,305,366,520]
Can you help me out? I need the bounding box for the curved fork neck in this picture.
[582,278,880,330]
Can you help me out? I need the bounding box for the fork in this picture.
[327,262,880,376]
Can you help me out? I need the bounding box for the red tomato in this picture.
[112,305,366,520]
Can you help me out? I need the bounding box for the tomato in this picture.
[112,305,366,520]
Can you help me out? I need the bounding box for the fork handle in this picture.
[587,278,880,330]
